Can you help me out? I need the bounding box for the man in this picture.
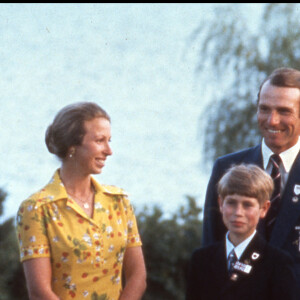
[202,67,300,285]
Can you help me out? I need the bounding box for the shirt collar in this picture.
[261,137,300,172]
[36,169,127,204]
[226,230,256,260]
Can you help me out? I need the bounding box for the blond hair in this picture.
[218,164,273,206]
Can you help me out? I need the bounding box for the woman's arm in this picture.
[119,246,147,300]
[23,257,60,300]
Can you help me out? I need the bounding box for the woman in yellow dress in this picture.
[16,102,146,300]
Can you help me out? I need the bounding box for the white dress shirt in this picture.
[261,137,300,193]
[226,230,256,260]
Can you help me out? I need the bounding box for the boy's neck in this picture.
[228,230,256,247]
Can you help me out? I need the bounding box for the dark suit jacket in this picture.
[202,144,300,286]
[186,233,297,300]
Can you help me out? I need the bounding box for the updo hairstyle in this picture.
[45,102,110,160]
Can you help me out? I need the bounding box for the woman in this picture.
[16,102,146,300]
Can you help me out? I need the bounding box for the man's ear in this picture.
[260,200,271,219]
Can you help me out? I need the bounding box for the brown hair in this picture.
[217,164,273,206]
[257,67,300,104]
[45,102,110,159]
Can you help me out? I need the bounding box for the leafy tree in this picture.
[0,189,28,300]
[0,189,201,300]
[137,196,202,300]
[191,3,300,162]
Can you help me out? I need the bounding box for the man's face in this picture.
[257,81,300,154]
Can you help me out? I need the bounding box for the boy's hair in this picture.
[217,164,274,205]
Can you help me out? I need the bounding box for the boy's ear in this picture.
[260,200,271,219]
[218,196,223,212]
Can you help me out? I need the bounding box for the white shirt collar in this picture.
[261,137,300,172]
[226,230,256,260]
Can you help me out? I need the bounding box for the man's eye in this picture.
[259,106,269,112]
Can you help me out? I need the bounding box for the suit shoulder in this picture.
[265,243,294,263]
[217,145,259,162]
[191,243,221,260]
[214,145,261,168]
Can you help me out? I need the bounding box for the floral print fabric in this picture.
[16,170,142,300]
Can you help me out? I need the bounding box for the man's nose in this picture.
[267,111,280,125]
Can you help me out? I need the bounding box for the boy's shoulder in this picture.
[263,241,294,263]
[244,233,294,268]
[192,241,224,259]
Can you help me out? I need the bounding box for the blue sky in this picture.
[0,3,265,221]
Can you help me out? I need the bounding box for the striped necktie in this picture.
[265,154,282,238]
[227,249,237,276]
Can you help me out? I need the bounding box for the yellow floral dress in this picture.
[16,170,142,300]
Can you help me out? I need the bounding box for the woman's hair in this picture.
[45,102,110,159]
[217,164,274,206]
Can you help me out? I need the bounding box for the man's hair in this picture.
[218,164,273,205]
[257,67,300,103]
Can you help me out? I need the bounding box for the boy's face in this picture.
[219,194,270,244]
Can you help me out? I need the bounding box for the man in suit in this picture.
[202,67,300,285]
[187,164,297,300]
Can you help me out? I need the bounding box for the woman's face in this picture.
[73,117,112,175]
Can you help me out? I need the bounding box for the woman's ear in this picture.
[68,147,76,158]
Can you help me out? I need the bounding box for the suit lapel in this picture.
[243,144,263,167]
[270,152,300,247]
[210,241,229,282]
[234,234,266,288]
[240,233,266,268]
[220,234,266,295]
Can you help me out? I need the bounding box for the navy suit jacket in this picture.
[202,144,300,285]
[186,233,297,300]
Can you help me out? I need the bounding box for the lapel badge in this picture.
[230,273,238,281]
[294,184,300,196]
[233,261,252,274]
[292,196,299,203]
[251,252,260,260]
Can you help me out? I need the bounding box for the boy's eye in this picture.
[243,202,254,208]
[226,200,236,206]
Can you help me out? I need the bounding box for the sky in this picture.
[0,3,265,222]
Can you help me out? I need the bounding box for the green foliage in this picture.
[0,188,202,300]
[137,196,202,300]
[0,189,29,300]
[192,3,300,162]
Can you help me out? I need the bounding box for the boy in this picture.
[186,164,297,300]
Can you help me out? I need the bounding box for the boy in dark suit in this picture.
[186,164,297,300]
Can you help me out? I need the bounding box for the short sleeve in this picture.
[122,196,142,248]
[16,199,51,262]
